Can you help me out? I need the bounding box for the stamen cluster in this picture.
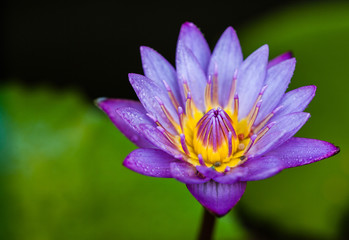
[150,72,278,172]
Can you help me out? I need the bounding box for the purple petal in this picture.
[178,22,211,71]
[217,138,339,184]
[196,165,224,179]
[238,156,283,181]
[249,112,310,157]
[170,162,209,184]
[265,137,340,168]
[124,148,176,178]
[187,181,246,216]
[96,98,154,148]
[129,73,178,133]
[255,58,296,125]
[138,123,182,157]
[237,45,269,119]
[213,167,248,184]
[272,85,316,120]
[207,27,243,106]
[176,42,208,111]
[115,106,181,156]
[213,156,283,183]
[267,52,293,69]
[140,46,182,106]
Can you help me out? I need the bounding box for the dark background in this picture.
[1,0,319,100]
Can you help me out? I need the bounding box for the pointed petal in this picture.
[265,137,340,168]
[249,112,310,157]
[124,149,177,178]
[255,58,296,125]
[208,27,243,106]
[238,156,283,181]
[139,123,183,157]
[129,73,178,133]
[178,22,211,71]
[96,98,154,148]
[272,85,316,120]
[213,167,248,184]
[214,156,282,183]
[237,45,269,118]
[187,181,246,216]
[176,42,208,111]
[115,106,180,156]
[196,166,224,179]
[170,162,209,184]
[267,52,293,69]
[213,138,339,184]
[140,46,182,106]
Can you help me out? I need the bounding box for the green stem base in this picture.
[198,208,216,240]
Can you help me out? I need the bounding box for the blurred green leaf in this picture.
[0,84,245,239]
[237,2,349,239]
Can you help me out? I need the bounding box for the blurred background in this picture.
[1,0,348,239]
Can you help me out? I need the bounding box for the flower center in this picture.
[151,71,277,172]
[193,107,236,166]
[179,103,253,172]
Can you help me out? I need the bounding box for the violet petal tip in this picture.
[94,97,107,107]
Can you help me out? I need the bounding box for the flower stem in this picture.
[198,208,216,240]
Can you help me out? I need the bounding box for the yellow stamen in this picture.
[204,79,212,110]
[163,80,180,110]
[212,74,219,107]
[157,78,273,173]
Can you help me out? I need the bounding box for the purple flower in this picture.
[97,22,339,216]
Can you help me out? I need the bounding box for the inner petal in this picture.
[193,107,237,165]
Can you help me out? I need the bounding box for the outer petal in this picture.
[213,167,248,184]
[272,85,316,120]
[129,73,178,134]
[170,162,209,184]
[238,156,283,181]
[265,137,340,168]
[255,58,296,125]
[124,149,177,178]
[187,181,246,217]
[140,46,182,106]
[139,123,183,157]
[115,106,181,157]
[249,112,310,157]
[237,45,269,119]
[178,22,211,71]
[96,98,154,148]
[207,27,243,106]
[176,42,207,111]
[196,165,224,179]
[213,156,282,184]
[267,52,293,69]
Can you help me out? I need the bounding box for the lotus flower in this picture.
[97,22,339,216]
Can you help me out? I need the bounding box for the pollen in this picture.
[238,143,245,151]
